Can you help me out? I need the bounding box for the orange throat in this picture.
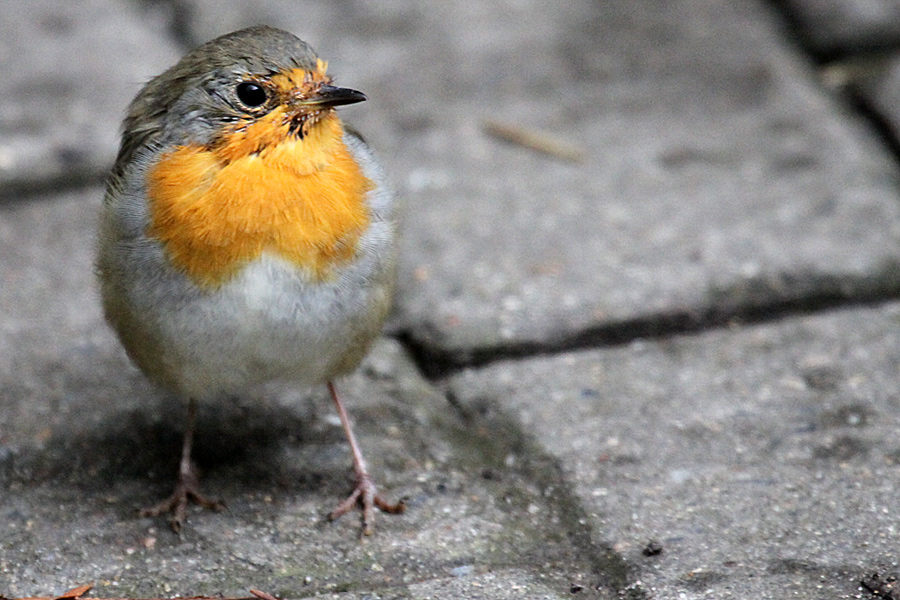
[146,112,373,289]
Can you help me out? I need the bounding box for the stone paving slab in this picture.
[446,302,900,598]
[5,1,900,599]
[0,0,181,196]
[180,0,900,362]
[780,0,900,56]
[0,191,605,598]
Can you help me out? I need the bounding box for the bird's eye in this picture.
[236,82,267,107]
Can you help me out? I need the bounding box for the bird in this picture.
[96,25,404,535]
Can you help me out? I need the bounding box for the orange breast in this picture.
[146,113,373,289]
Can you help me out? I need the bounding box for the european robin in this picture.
[96,25,403,535]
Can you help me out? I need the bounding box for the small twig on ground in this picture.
[482,119,586,162]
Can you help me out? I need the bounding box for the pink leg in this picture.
[326,381,405,535]
[140,398,223,532]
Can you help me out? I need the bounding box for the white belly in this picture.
[171,258,384,394]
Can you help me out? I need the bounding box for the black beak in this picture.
[299,84,367,108]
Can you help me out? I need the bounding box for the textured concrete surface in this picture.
[4,0,900,598]
[447,304,900,598]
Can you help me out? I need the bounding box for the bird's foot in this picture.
[139,462,223,533]
[328,472,405,536]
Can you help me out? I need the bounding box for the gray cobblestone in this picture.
[4,0,900,598]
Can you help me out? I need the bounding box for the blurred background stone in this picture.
[0,0,181,196]
[779,0,900,56]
